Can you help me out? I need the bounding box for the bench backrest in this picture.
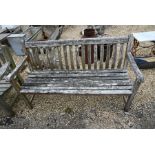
[25,35,132,71]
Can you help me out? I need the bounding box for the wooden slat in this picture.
[57,46,63,69]
[0,83,11,87]
[117,43,124,68]
[105,45,110,69]
[75,45,80,70]
[27,48,35,70]
[46,47,51,69]
[63,46,69,70]
[25,36,129,47]
[21,89,132,95]
[23,80,132,87]
[111,44,117,69]
[88,45,91,69]
[28,72,128,78]
[22,85,132,90]
[81,45,85,70]
[0,53,6,64]
[32,69,127,74]
[94,45,98,70]
[35,47,42,69]
[6,56,28,81]
[31,47,38,69]
[69,45,74,70]
[100,45,104,69]
[0,62,10,80]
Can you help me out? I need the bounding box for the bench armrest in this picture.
[6,56,28,82]
[127,52,144,83]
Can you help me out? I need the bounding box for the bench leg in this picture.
[19,94,33,109]
[0,96,15,116]
[123,95,134,112]
[11,79,33,109]
[123,79,142,112]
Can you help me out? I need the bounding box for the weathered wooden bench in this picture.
[6,35,144,111]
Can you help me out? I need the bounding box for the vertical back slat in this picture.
[88,45,91,69]
[117,43,124,68]
[58,46,63,69]
[81,45,85,70]
[69,45,74,70]
[105,45,110,69]
[35,47,42,69]
[94,45,98,70]
[42,47,47,69]
[46,47,51,69]
[63,46,69,70]
[100,44,104,69]
[111,44,117,69]
[75,45,80,70]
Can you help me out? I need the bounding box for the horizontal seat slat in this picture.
[22,86,133,90]
[31,69,128,74]
[0,83,11,88]
[28,72,128,78]
[24,78,132,86]
[21,89,132,95]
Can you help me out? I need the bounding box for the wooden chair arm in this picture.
[5,56,28,82]
[127,52,144,83]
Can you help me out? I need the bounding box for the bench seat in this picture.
[21,70,133,95]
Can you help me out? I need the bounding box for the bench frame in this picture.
[6,35,144,112]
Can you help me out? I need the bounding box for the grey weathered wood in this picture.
[94,45,98,70]
[25,36,129,47]
[22,86,132,90]
[31,69,127,74]
[88,45,91,69]
[35,47,42,69]
[81,45,85,70]
[111,44,117,69]
[21,88,132,95]
[105,45,110,69]
[1,45,16,69]
[10,79,33,109]
[69,45,74,70]
[117,43,124,68]
[63,46,69,70]
[99,44,104,69]
[124,79,141,111]
[6,56,28,81]
[127,52,144,82]
[0,62,10,80]
[28,72,128,78]
[49,26,61,40]
[46,47,51,69]
[23,79,132,86]
[75,45,80,69]
[15,35,144,111]
[57,46,63,70]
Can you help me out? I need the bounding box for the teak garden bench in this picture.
[6,35,144,111]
